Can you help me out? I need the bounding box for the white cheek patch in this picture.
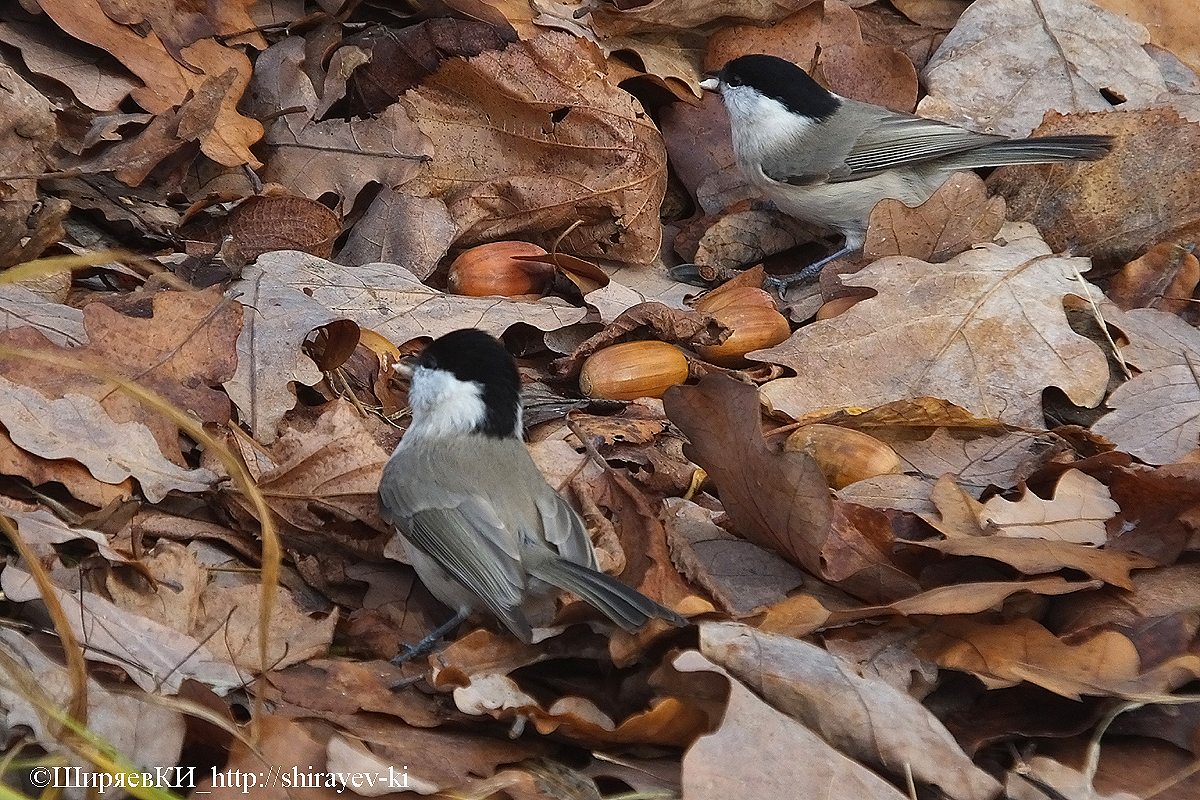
[404,366,488,440]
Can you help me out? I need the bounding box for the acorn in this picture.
[579,341,689,401]
[448,241,554,297]
[693,285,777,314]
[697,304,791,366]
[785,424,902,489]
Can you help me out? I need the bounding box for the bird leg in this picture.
[390,608,470,664]
[763,243,858,295]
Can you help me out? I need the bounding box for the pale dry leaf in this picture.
[0,628,185,778]
[828,576,1102,624]
[0,284,85,346]
[1092,363,1200,465]
[1105,305,1200,372]
[253,251,587,349]
[676,649,910,800]
[1092,0,1200,78]
[663,498,805,616]
[245,37,430,213]
[1,565,248,694]
[222,399,391,535]
[398,32,666,264]
[757,226,1109,426]
[981,469,1119,545]
[698,623,1002,800]
[693,207,822,269]
[0,376,218,502]
[590,0,810,38]
[919,0,1164,137]
[105,541,205,634]
[0,21,140,111]
[226,263,346,442]
[197,584,337,672]
[892,427,1067,494]
[7,507,128,563]
[335,193,460,280]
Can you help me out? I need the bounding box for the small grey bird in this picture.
[379,328,685,659]
[702,54,1112,286]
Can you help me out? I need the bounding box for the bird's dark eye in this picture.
[726,75,741,87]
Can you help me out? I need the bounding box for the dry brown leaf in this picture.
[336,193,459,280]
[919,0,1163,137]
[863,172,1006,262]
[1092,0,1200,77]
[981,469,1119,545]
[663,498,805,616]
[691,207,823,269]
[0,288,239,465]
[1108,241,1200,315]
[37,0,263,167]
[0,627,185,780]
[907,534,1153,590]
[757,227,1109,426]
[222,400,391,538]
[828,576,1102,625]
[245,37,430,214]
[225,262,352,442]
[591,0,809,38]
[698,623,1003,800]
[677,649,911,800]
[0,21,141,111]
[2,565,248,694]
[0,432,133,507]
[0,62,57,268]
[1105,305,1200,373]
[663,375,834,578]
[990,108,1200,269]
[1092,364,1200,465]
[399,32,667,264]
[914,616,1194,699]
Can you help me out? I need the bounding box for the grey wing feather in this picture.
[837,109,1005,178]
[403,503,530,634]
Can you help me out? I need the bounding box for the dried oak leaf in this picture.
[989,108,1200,269]
[757,227,1109,427]
[696,623,1003,800]
[663,497,805,616]
[914,476,1153,589]
[663,374,835,578]
[1107,242,1199,315]
[919,0,1164,138]
[0,21,141,111]
[916,616,1200,699]
[0,628,184,780]
[864,172,1006,262]
[980,469,1119,546]
[2,565,247,694]
[677,649,911,800]
[399,32,667,264]
[1093,307,1200,464]
[37,0,262,167]
[219,400,391,542]
[245,37,430,214]
[0,288,239,466]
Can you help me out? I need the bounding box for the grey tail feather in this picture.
[945,134,1113,169]
[528,557,687,632]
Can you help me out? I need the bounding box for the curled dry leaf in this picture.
[399,32,667,264]
[864,172,1006,262]
[1107,241,1200,315]
[757,227,1109,427]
